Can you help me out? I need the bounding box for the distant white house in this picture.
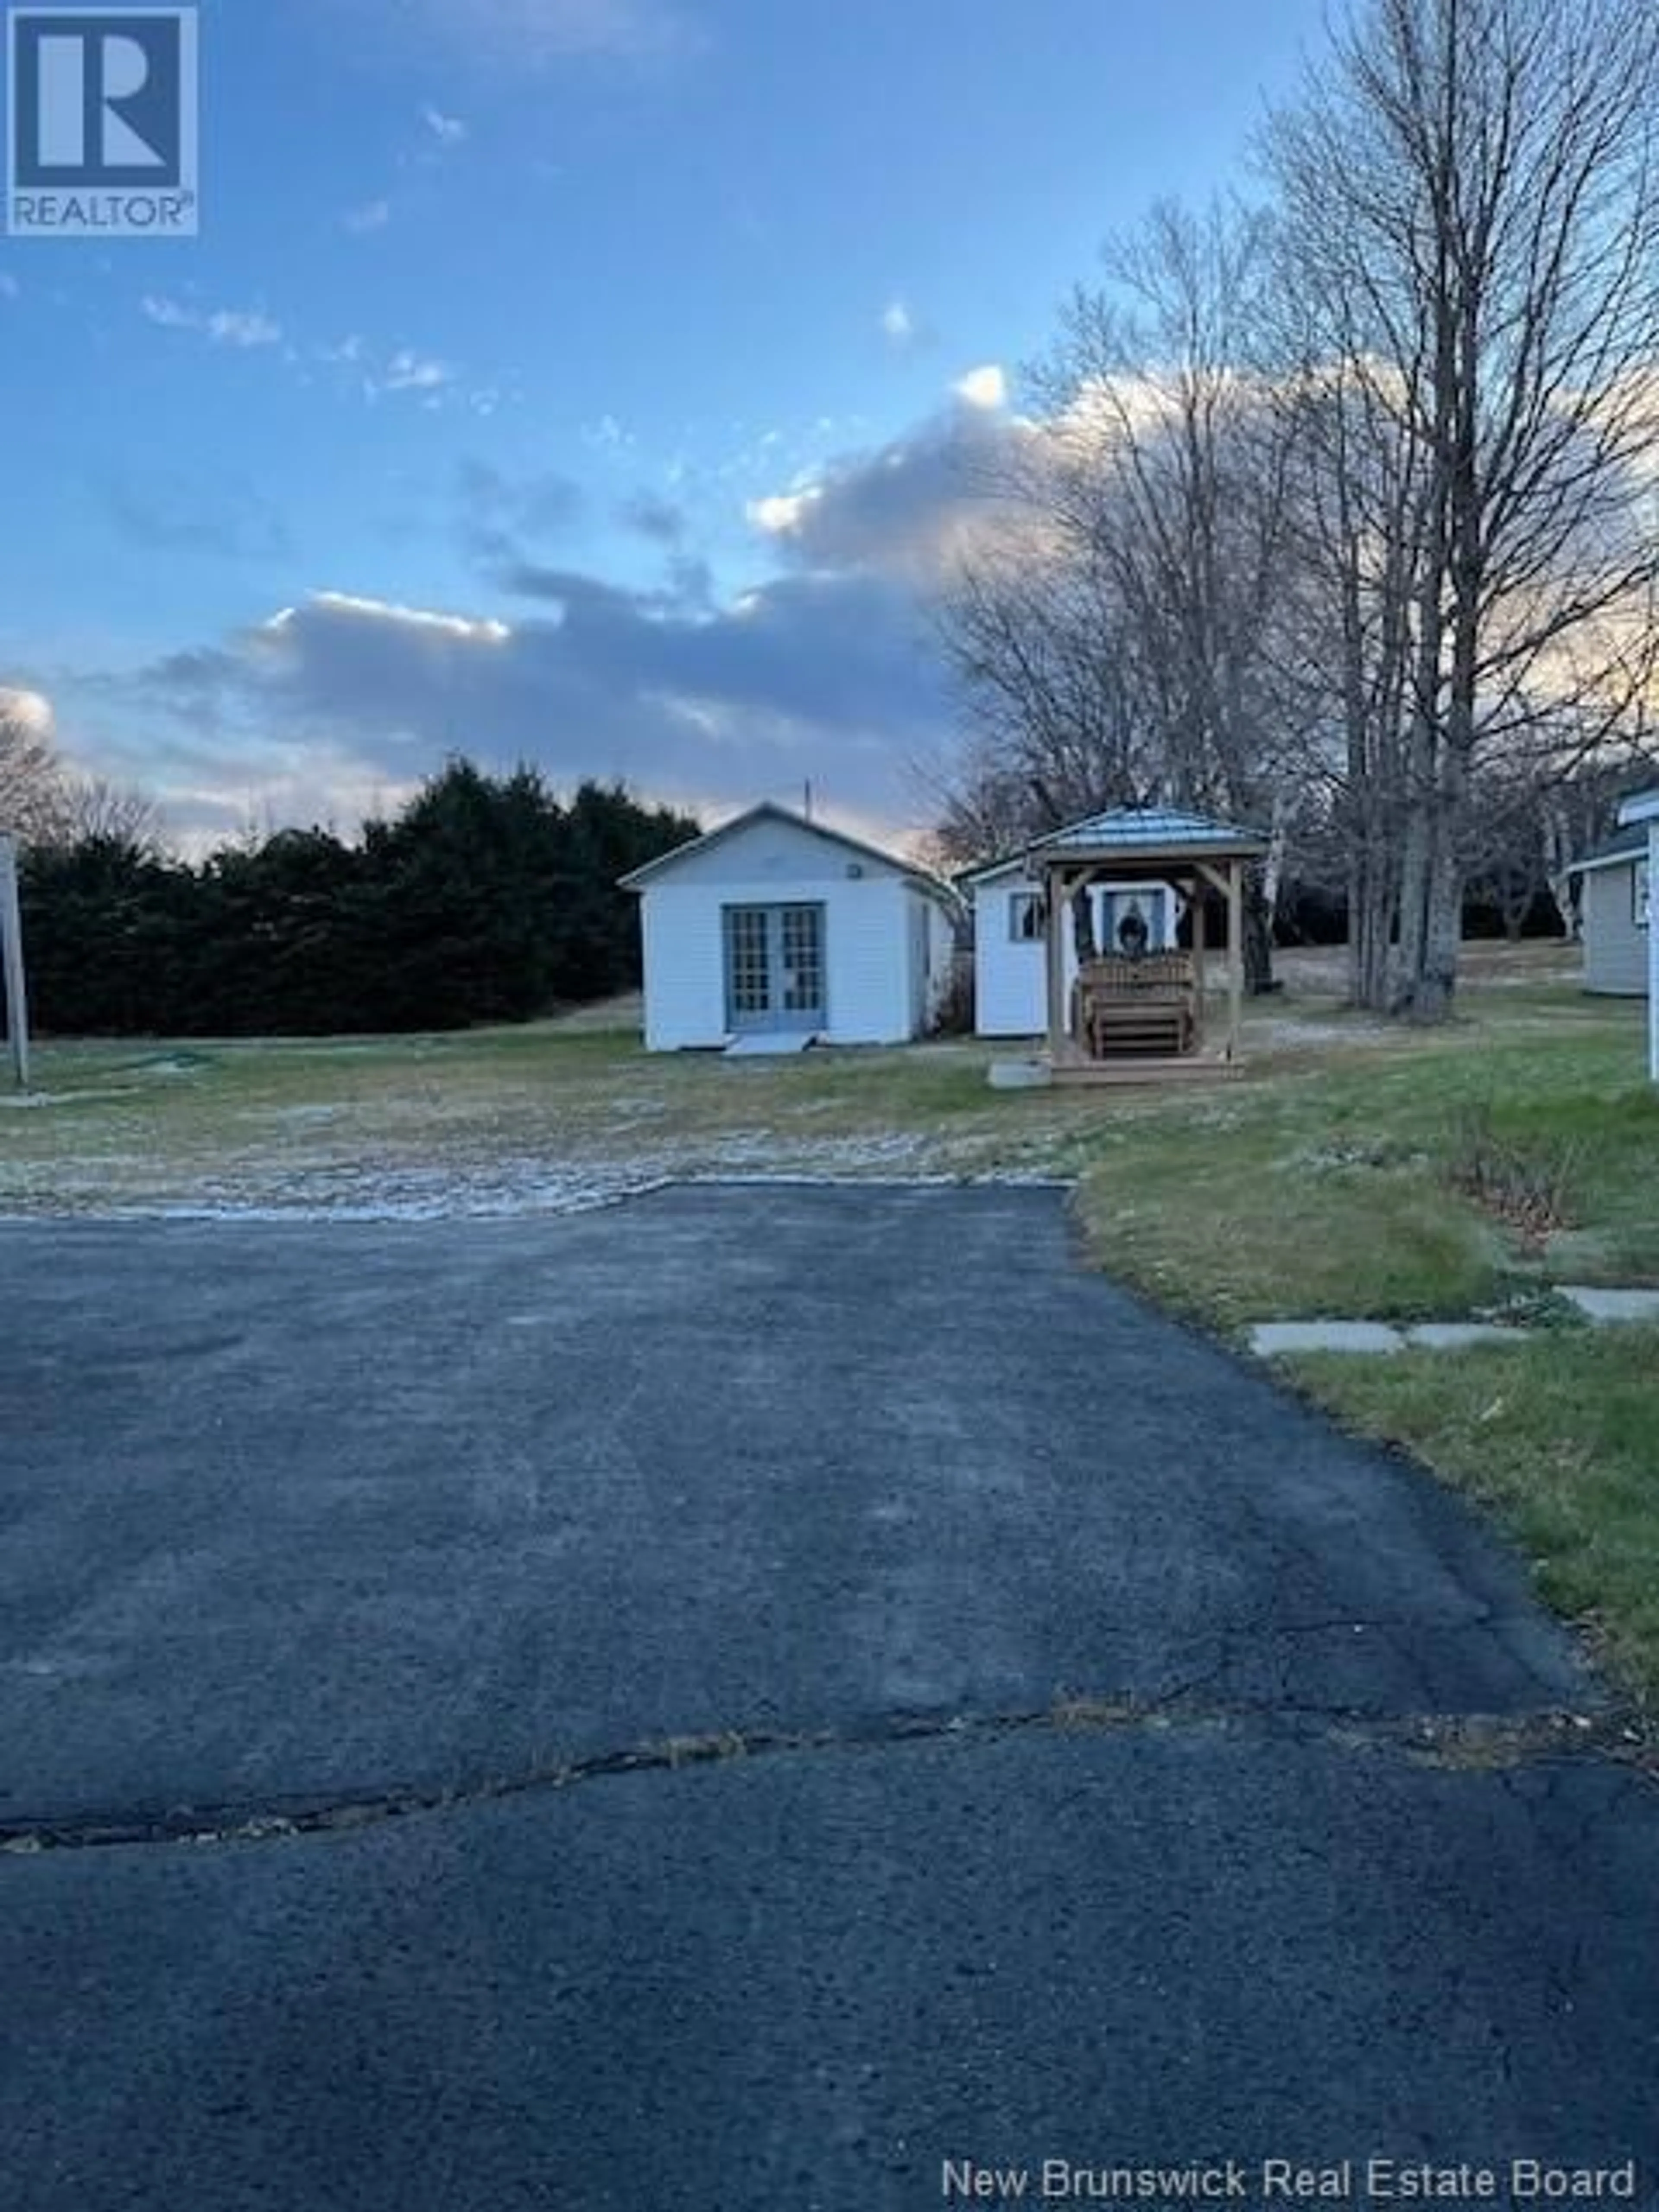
[965,852,1180,1039]
[620,803,959,1052]
[1615,787,1659,1081]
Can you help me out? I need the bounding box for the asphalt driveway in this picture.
[2,1186,1656,2209]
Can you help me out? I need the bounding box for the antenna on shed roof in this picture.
[803,779,814,823]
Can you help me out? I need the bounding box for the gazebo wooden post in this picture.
[1226,858,1244,1063]
[1189,872,1207,1049]
[1044,863,1067,1060]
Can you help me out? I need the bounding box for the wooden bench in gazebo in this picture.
[1074,953,1198,1059]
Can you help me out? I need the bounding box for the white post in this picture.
[0,834,29,1091]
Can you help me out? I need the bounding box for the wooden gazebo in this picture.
[1027,807,1269,1084]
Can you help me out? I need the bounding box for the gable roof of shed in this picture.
[1571,821,1649,875]
[618,800,955,902]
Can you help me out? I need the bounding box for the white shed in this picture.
[620,803,959,1052]
[1615,787,1659,1081]
[966,854,1180,1038]
[1570,825,1650,998]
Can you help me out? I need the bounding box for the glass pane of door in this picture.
[726,906,772,1026]
[780,905,823,1017]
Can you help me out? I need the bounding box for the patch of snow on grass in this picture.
[39,1122,1070,1222]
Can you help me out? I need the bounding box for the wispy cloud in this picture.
[142,296,283,349]
[953,363,1007,410]
[456,458,586,569]
[881,298,930,350]
[140,296,499,415]
[582,412,637,454]
[315,334,369,369]
[420,102,469,146]
[378,348,455,396]
[99,470,292,564]
[332,338,498,413]
[341,196,393,235]
[618,491,685,544]
[397,0,695,68]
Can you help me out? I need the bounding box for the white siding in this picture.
[820,874,913,1042]
[976,907,1051,1037]
[1581,862,1649,997]
[636,871,930,1048]
[638,883,729,1049]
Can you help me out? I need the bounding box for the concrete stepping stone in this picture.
[1251,1287,1659,1362]
[1250,1321,1405,1357]
[987,1059,1053,1091]
[1405,1322,1532,1350]
[1250,1320,1532,1358]
[1559,1286,1659,1325]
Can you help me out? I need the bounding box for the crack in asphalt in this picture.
[1,1695,1648,1859]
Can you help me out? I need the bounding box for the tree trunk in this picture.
[1347,832,1395,1011]
[1415,851,1462,1018]
[1242,868,1277,995]
[1393,758,1466,1022]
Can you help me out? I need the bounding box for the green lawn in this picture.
[1283,1332,1659,1711]
[1058,955,1659,1708]
[5,943,1656,1703]
[1074,1002,1659,1327]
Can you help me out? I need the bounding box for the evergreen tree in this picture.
[18,758,696,1037]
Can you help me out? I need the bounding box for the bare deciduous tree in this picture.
[928,542,1155,860]
[0,692,70,843]
[52,776,165,853]
[1267,0,1659,1017]
[935,199,1301,991]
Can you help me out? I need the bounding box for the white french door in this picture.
[724,903,825,1032]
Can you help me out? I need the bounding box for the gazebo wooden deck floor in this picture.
[1047,1043,1247,1087]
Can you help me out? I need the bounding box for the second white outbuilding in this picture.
[621,802,959,1052]
[965,852,1180,1038]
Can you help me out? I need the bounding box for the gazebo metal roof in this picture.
[1030,805,1268,858]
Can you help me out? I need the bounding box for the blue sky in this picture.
[0,0,1327,847]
